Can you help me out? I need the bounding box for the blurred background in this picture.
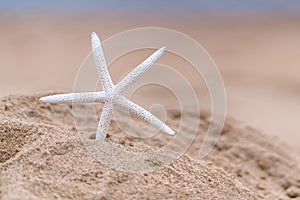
[0,1,300,153]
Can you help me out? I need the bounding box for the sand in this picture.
[1,13,300,199]
[1,93,300,199]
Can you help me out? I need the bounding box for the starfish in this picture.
[39,32,175,140]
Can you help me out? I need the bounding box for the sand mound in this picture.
[0,93,299,199]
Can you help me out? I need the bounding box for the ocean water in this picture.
[0,0,300,15]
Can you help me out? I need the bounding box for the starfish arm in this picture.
[39,92,108,103]
[114,47,166,95]
[115,96,175,135]
[96,102,113,140]
[91,32,114,93]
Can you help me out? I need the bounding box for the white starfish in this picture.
[39,32,175,140]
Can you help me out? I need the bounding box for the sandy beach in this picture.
[1,93,300,199]
[1,12,300,199]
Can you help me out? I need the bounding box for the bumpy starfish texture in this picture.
[40,32,175,140]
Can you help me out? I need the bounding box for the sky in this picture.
[0,0,300,15]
